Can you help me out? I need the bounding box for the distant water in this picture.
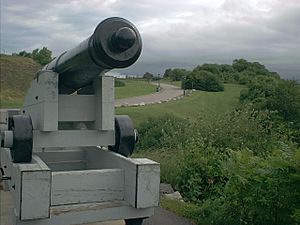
[269,66,300,83]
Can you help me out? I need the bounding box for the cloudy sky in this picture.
[1,0,299,79]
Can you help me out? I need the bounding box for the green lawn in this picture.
[116,84,245,126]
[160,79,181,87]
[115,79,156,99]
[0,98,24,109]
[0,79,156,108]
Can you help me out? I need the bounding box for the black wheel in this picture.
[108,115,136,157]
[9,115,33,163]
[125,218,144,225]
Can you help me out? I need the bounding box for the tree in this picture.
[163,68,190,81]
[163,68,173,78]
[31,47,52,65]
[143,72,153,80]
[232,59,250,72]
[171,68,189,81]
[266,80,300,122]
[183,70,224,92]
[194,63,220,75]
[15,47,52,65]
[18,50,32,58]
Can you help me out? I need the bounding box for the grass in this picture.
[0,54,155,108]
[0,54,41,108]
[115,79,156,99]
[0,98,24,108]
[0,78,156,108]
[161,197,203,225]
[117,84,245,126]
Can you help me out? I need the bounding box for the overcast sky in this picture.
[1,0,299,79]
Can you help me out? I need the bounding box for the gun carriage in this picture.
[0,17,160,225]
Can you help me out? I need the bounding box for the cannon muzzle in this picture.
[45,17,142,94]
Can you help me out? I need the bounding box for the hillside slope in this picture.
[0,54,41,107]
[117,84,244,126]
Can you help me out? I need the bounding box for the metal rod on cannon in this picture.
[44,17,142,94]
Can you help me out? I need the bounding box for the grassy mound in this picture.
[0,54,41,108]
[0,55,155,108]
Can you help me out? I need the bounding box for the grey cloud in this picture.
[1,0,299,79]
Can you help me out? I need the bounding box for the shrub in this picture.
[266,80,300,122]
[240,77,300,146]
[191,106,277,156]
[175,130,300,225]
[137,114,190,150]
[176,145,227,202]
[183,70,224,92]
[199,149,300,225]
[115,79,125,87]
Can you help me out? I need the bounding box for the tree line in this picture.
[137,60,300,224]
[143,59,282,93]
[13,47,52,65]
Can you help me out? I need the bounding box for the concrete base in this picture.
[0,190,124,225]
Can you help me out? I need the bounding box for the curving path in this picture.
[115,83,183,107]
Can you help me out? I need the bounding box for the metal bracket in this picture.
[1,176,11,181]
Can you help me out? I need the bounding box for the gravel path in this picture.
[115,83,183,107]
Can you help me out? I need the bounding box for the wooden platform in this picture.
[0,190,124,225]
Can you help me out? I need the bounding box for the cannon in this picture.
[0,17,160,225]
[45,17,142,94]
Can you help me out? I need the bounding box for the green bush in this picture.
[240,77,300,146]
[175,125,300,225]
[137,114,190,150]
[193,106,276,156]
[115,79,125,87]
[183,70,224,92]
[134,73,300,225]
[199,149,300,225]
[16,47,52,65]
[266,80,300,122]
[140,108,299,225]
[176,145,227,202]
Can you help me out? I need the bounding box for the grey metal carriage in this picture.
[0,17,160,225]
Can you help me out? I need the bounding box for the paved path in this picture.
[115,83,183,107]
[0,83,183,110]
[0,190,193,225]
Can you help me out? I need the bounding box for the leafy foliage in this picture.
[143,72,154,80]
[137,105,300,224]
[134,60,299,225]
[137,114,190,150]
[240,76,300,145]
[163,68,190,81]
[199,149,300,225]
[182,70,224,92]
[190,59,280,86]
[14,47,52,65]
[115,79,125,87]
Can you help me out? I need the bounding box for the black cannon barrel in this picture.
[45,17,142,94]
